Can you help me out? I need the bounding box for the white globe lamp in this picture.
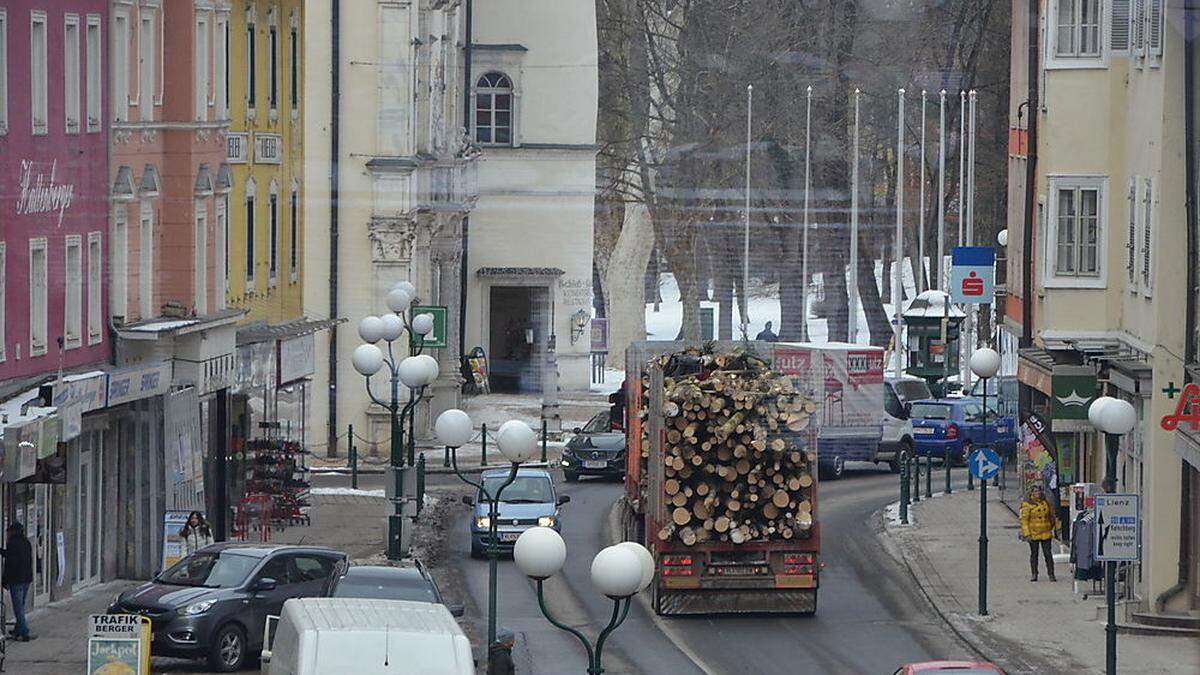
[590,546,643,599]
[351,344,385,376]
[412,313,435,336]
[397,356,429,388]
[413,354,440,385]
[435,409,474,448]
[358,316,385,344]
[616,541,655,592]
[386,287,413,314]
[379,313,405,342]
[1091,396,1136,435]
[496,420,539,463]
[392,280,418,300]
[997,229,1009,247]
[969,347,1001,380]
[514,527,567,580]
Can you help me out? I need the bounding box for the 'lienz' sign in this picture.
[15,159,75,226]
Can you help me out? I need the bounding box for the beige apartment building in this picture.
[1006,0,1198,619]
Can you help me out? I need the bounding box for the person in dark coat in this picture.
[0,522,35,640]
[755,321,779,342]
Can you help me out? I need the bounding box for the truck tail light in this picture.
[662,555,692,566]
[781,565,815,576]
[946,423,959,440]
[783,553,814,565]
[661,567,694,576]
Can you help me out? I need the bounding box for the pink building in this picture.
[0,1,110,383]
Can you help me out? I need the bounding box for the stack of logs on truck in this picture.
[620,341,831,616]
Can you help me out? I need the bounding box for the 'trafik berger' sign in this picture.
[15,159,75,226]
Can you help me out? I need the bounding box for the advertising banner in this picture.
[161,511,194,570]
[88,614,151,675]
[165,389,204,511]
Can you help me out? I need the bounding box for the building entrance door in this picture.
[488,286,549,393]
[74,430,104,588]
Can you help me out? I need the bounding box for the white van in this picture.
[262,597,475,675]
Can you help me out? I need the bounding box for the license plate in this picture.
[500,532,521,542]
[913,427,934,435]
[583,460,607,469]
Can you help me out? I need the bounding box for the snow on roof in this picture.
[0,386,55,430]
[902,290,967,319]
[123,319,200,332]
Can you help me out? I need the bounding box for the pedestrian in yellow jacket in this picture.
[1020,484,1057,582]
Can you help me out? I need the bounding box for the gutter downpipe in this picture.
[327,0,341,458]
[1021,0,1038,350]
[1156,0,1197,613]
[459,0,473,360]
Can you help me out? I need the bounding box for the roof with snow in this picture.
[902,290,966,319]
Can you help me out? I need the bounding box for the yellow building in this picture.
[226,0,305,323]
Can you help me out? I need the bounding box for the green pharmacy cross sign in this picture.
[412,306,448,349]
[1052,372,1098,420]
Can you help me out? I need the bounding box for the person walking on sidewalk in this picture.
[179,511,215,556]
[1020,485,1057,582]
[0,522,35,641]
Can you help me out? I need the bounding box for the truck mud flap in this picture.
[656,589,816,616]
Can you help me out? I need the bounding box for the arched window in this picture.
[475,72,513,145]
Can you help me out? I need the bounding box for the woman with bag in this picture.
[1020,484,1057,581]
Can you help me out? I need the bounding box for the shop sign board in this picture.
[51,372,109,413]
[949,246,995,304]
[278,333,316,385]
[107,362,172,407]
[411,306,448,349]
[161,511,194,570]
[88,614,151,675]
[1051,370,1097,420]
[1094,493,1140,562]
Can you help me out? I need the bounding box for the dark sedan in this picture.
[561,411,626,482]
[108,543,345,672]
[323,560,464,616]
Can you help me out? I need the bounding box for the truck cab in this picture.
[878,377,934,472]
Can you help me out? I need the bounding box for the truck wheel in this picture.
[820,456,845,480]
[889,441,912,474]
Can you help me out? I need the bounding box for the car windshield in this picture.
[333,574,438,603]
[582,412,612,433]
[910,403,951,420]
[481,475,554,503]
[157,551,259,588]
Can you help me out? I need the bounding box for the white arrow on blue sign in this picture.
[969,447,1001,481]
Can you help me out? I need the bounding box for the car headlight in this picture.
[475,516,491,529]
[538,516,556,527]
[108,594,123,612]
[183,599,217,616]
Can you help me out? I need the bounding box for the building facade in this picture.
[1006,0,1197,616]
[0,0,110,609]
[466,0,598,406]
[304,0,478,458]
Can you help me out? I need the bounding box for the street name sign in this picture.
[968,446,1001,481]
[411,305,448,349]
[949,246,995,304]
[1094,493,1140,562]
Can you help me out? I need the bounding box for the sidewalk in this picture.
[3,492,389,674]
[883,487,1200,674]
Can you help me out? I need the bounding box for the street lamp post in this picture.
[969,346,1000,616]
[437,411,539,671]
[1088,396,1137,675]
[352,283,439,560]
[514,527,654,675]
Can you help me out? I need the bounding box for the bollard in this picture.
[926,454,933,498]
[944,445,952,495]
[912,452,921,503]
[480,423,488,466]
[541,418,548,463]
[349,424,359,490]
[416,453,426,517]
[900,457,910,524]
[967,451,975,491]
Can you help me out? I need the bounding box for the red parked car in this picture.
[894,662,1006,675]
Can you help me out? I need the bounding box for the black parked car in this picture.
[561,411,626,482]
[109,543,345,672]
[323,560,464,616]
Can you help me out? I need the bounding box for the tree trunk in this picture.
[859,233,891,347]
[605,201,655,365]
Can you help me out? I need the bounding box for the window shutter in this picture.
[1133,0,1146,54]
[1127,177,1137,284]
[1148,0,1163,56]
[1110,0,1131,52]
[1142,178,1153,289]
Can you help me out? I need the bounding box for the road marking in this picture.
[604,499,722,675]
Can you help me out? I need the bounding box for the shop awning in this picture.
[236,317,344,347]
[476,267,565,277]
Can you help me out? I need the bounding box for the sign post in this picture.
[1095,493,1140,675]
[969,446,1001,616]
[88,614,151,675]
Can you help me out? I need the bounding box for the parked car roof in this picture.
[480,466,555,479]
[281,598,462,634]
[203,542,341,557]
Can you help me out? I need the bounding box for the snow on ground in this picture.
[590,368,626,395]
[311,487,386,498]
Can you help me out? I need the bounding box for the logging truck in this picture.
[620,341,823,616]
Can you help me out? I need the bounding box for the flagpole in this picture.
[893,88,905,377]
[938,89,947,291]
[849,88,861,344]
[801,85,812,342]
[742,84,752,339]
[919,89,927,293]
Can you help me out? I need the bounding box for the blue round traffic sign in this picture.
[969,447,1002,481]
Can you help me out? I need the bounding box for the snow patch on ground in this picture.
[590,368,626,395]
[885,500,917,526]
[311,487,386,498]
